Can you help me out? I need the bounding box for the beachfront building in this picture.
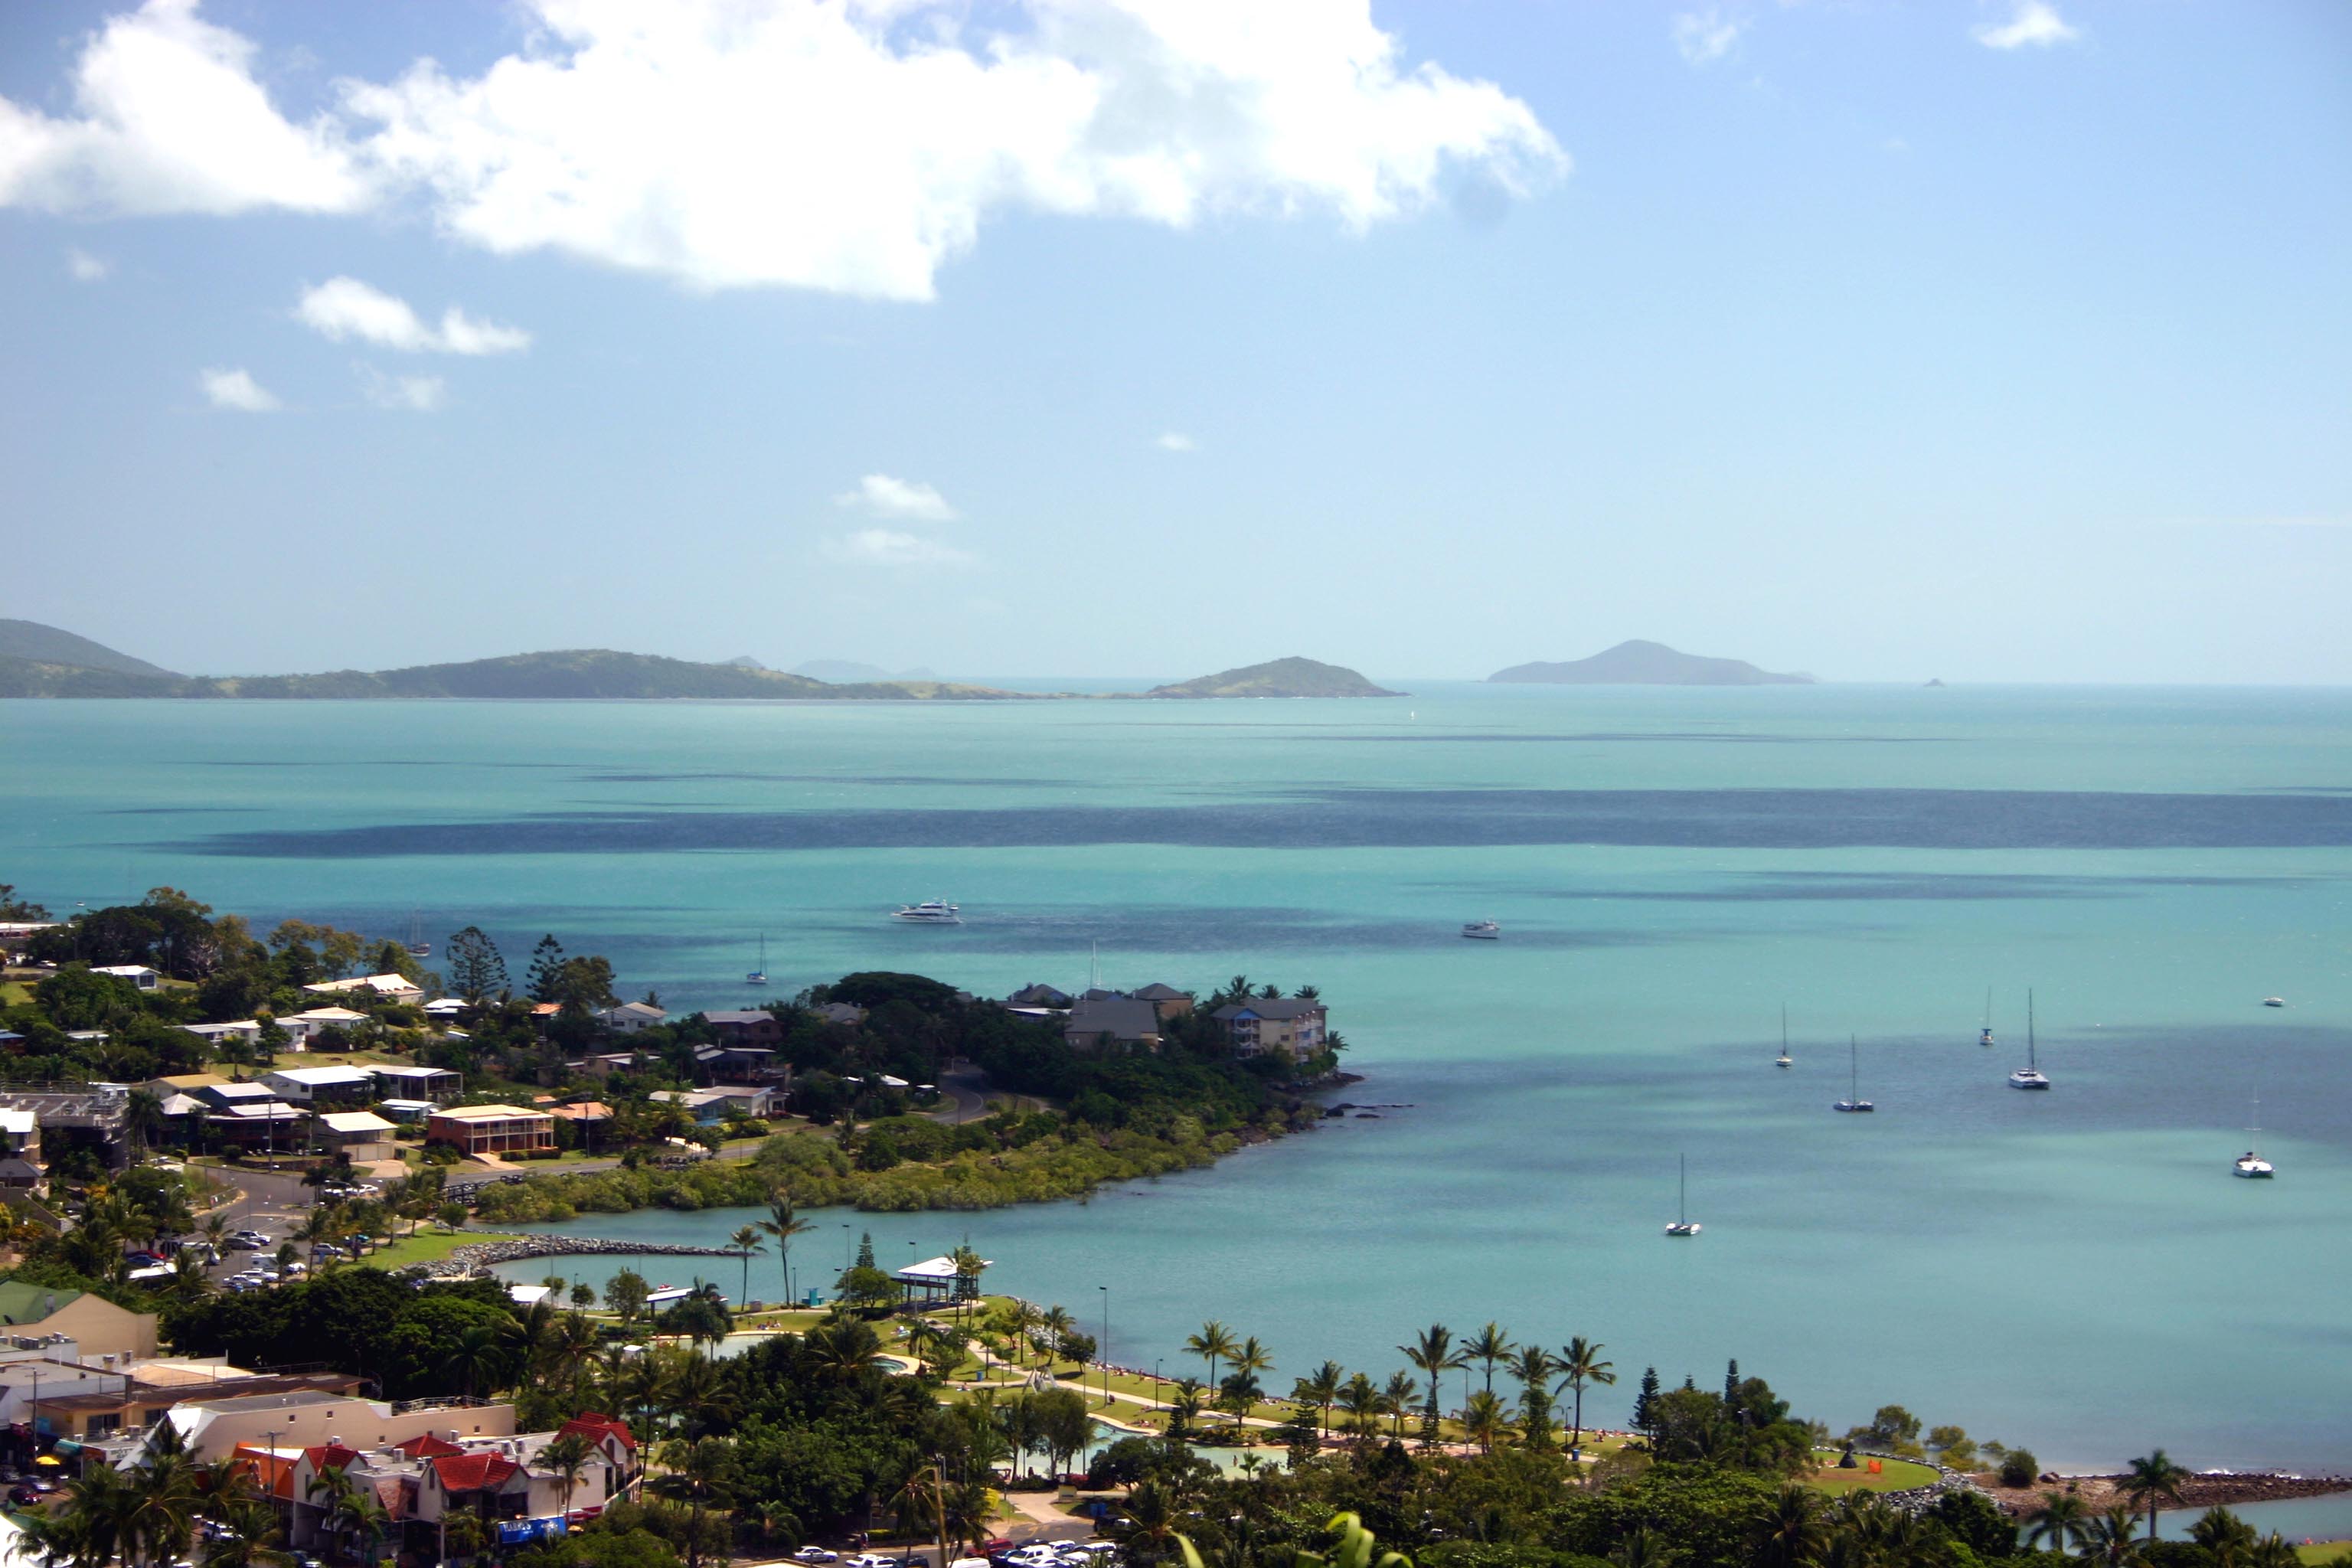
[424,1104,556,1157]
[1129,982,1196,1021]
[302,973,426,1008]
[1063,995,1163,1053]
[1210,997,1328,1059]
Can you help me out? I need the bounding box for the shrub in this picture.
[2000,1449,2040,1488]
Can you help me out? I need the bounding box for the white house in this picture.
[301,973,424,1007]
[596,1001,667,1034]
[260,1065,376,1105]
[93,965,161,991]
[276,1006,371,1046]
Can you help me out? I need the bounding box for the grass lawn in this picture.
[1803,1455,1942,1495]
[2298,1545,2352,1566]
[362,1227,520,1269]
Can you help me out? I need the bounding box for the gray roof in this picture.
[1064,998,1161,1042]
[1006,984,1072,1006]
[1131,983,1189,1001]
[1212,998,1325,1021]
[701,1011,774,1026]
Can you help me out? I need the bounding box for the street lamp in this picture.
[1096,1285,1109,1410]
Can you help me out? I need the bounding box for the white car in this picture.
[789,1550,838,1565]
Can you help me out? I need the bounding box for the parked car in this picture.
[845,1555,901,1568]
[789,1550,839,1565]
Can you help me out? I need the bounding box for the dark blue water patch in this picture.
[102,805,263,815]
[170,786,2352,858]
[813,906,1684,954]
[581,772,1072,787]
[1293,732,1950,745]
[1527,871,2311,903]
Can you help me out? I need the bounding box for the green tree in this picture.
[444,926,509,1004]
[1559,1335,1616,1452]
[1465,1321,1514,1396]
[1184,1320,1240,1417]
[1293,1360,1344,1439]
[2123,1450,2192,1544]
[606,1269,652,1325]
[1508,1344,1561,1450]
[1398,1322,1464,1445]
[1754,1485,1831,1568]
[728,1225,765,1305]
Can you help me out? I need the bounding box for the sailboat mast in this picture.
[1850,1035,1858,1099]
[1678,1154,1687,1224]
[2028,988,2037,1070]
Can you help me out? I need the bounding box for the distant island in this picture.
[1144,656,1403,699]
[0,619,1401,703]
[787,658,943,683]
[1489,639,1813,686]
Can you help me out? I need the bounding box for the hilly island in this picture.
[1489,639,1814,686]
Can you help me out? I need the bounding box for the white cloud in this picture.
[2,1,1564,302]
[823,528,974,567]
[198,366,279,411]
[1155,431,1197,452]
[296,276,530,354]
[0,0,369,215]
[358,364,447,411]
[66,247,113,281]
[837,474,959,521]
[1973,2,2081,50]
[1672,10,1744,67]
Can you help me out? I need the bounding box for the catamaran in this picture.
[1460,920,1500,940]
[893,900,962,924]
[2007,989,2050,1090]
[1664,1153,1700,1236]
[1978,987,1994,1048]
[2234,1093,2275,1178]
[405,912,430,959]
[746,933,768,986]
[1834,1036,1874,1113]
[1775,1007,1792,1069]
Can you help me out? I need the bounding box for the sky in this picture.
[2,0,2348,684]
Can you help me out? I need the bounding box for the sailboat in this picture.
[1775,1007,1792,1069]
[404,912,430,959]
[2007,989,2050,1089]
[746,933,768,987]
[1978,988,1994,1048]
[1664,1153,1701,1236]
[2234,1093,2275,1178]
[1834,1036,1874,1112]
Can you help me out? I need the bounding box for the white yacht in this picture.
[1834,1036,1874,1113]
[1461,920,1500,940]
[893,900,962,925]
[746,933,768,986]
[2234,1094,2275,1178]
[1664,1153,1700,1236]
[2262,996,2285,1008]
[2008,989,2050,1090]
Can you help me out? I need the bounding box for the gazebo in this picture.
[893,1254,988,1306]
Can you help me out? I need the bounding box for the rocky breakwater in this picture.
[400,1234,743,1280]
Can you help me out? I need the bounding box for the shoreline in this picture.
[1976,1472,2352,1517]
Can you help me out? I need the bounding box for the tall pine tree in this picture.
[525,934,566,1002]
[1633,1366,1661,1439]
[444,926,508,1004]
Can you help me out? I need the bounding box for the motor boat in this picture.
[2008,988,2050,1089]
[1461,920,1500,940]
[893,900,962,924]
[2262,997,2285,1008]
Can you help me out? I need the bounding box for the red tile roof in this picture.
[304,1443,361,1473]
[394,1432,467,1459]
[557,1412,635,1452]
[430,1452,523,1492]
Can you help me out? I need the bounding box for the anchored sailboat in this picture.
[2234,1093,2275,1178]
[405,911,430,959]
[746,933,768,987]
[1834,1036,1874,1113]
[1775,1007,1792,1070]
[1664,1154,1701,1236]
[1978,987,1994,1048]
[2007,989,2050,1089]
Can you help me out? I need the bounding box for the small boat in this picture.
[2234,1093,2275,1179]
[2008,988,2050,1090]
[1461,920,1500,940]
[2262,997,2285,1008]
[893,900,962,925]
[1664,1153,1700,1236]
[1978,986,1994,1047]
[1775,1006,1792,1069]
[1834,1036,1874,1113]
[404,911,430,959]
[746,933,768,986]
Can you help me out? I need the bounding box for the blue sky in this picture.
[3,0,2347,683]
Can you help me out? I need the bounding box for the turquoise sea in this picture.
[4,686,2349,1472]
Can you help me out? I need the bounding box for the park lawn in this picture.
[1803,1456,1942,1495]
[0,982,31,1007]
[2297,1545,2352,1566]
[362,1227,520,1269]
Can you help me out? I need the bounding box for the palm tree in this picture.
[1336,1373,1381,1443]
[2027,1493,2092,1557]
[2122,1450,2192,1544]
[654,1436,730,1568]
[1756,1485,1831,1568]
[1506,1344,1562,1451]
[1462,1389,1509,1455]
[199,1494,290,1568]
[1558,1336,1616,1452]
[1380,1370,1419,1441]
[1223,1335,1273,1428]
[1041,1305,1077,1370]
[728,1224,765,1305]
[2246,1536,2299,1568]
[1185,1320,1240,1411]
[2189,1508,2256,1568]
[1165,1377,1205,1442]
[1398,1323,1464,1445]
[129,1441,202,1568]
[1612,1526,1681,1568]
[1294,1361,1344,1439]
[1464,1322,1514,1396]
[2078,1505,2145,1568]
[442,1323,508,1399]
[539,1432,593,1522]
[757,1190,814,1304]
